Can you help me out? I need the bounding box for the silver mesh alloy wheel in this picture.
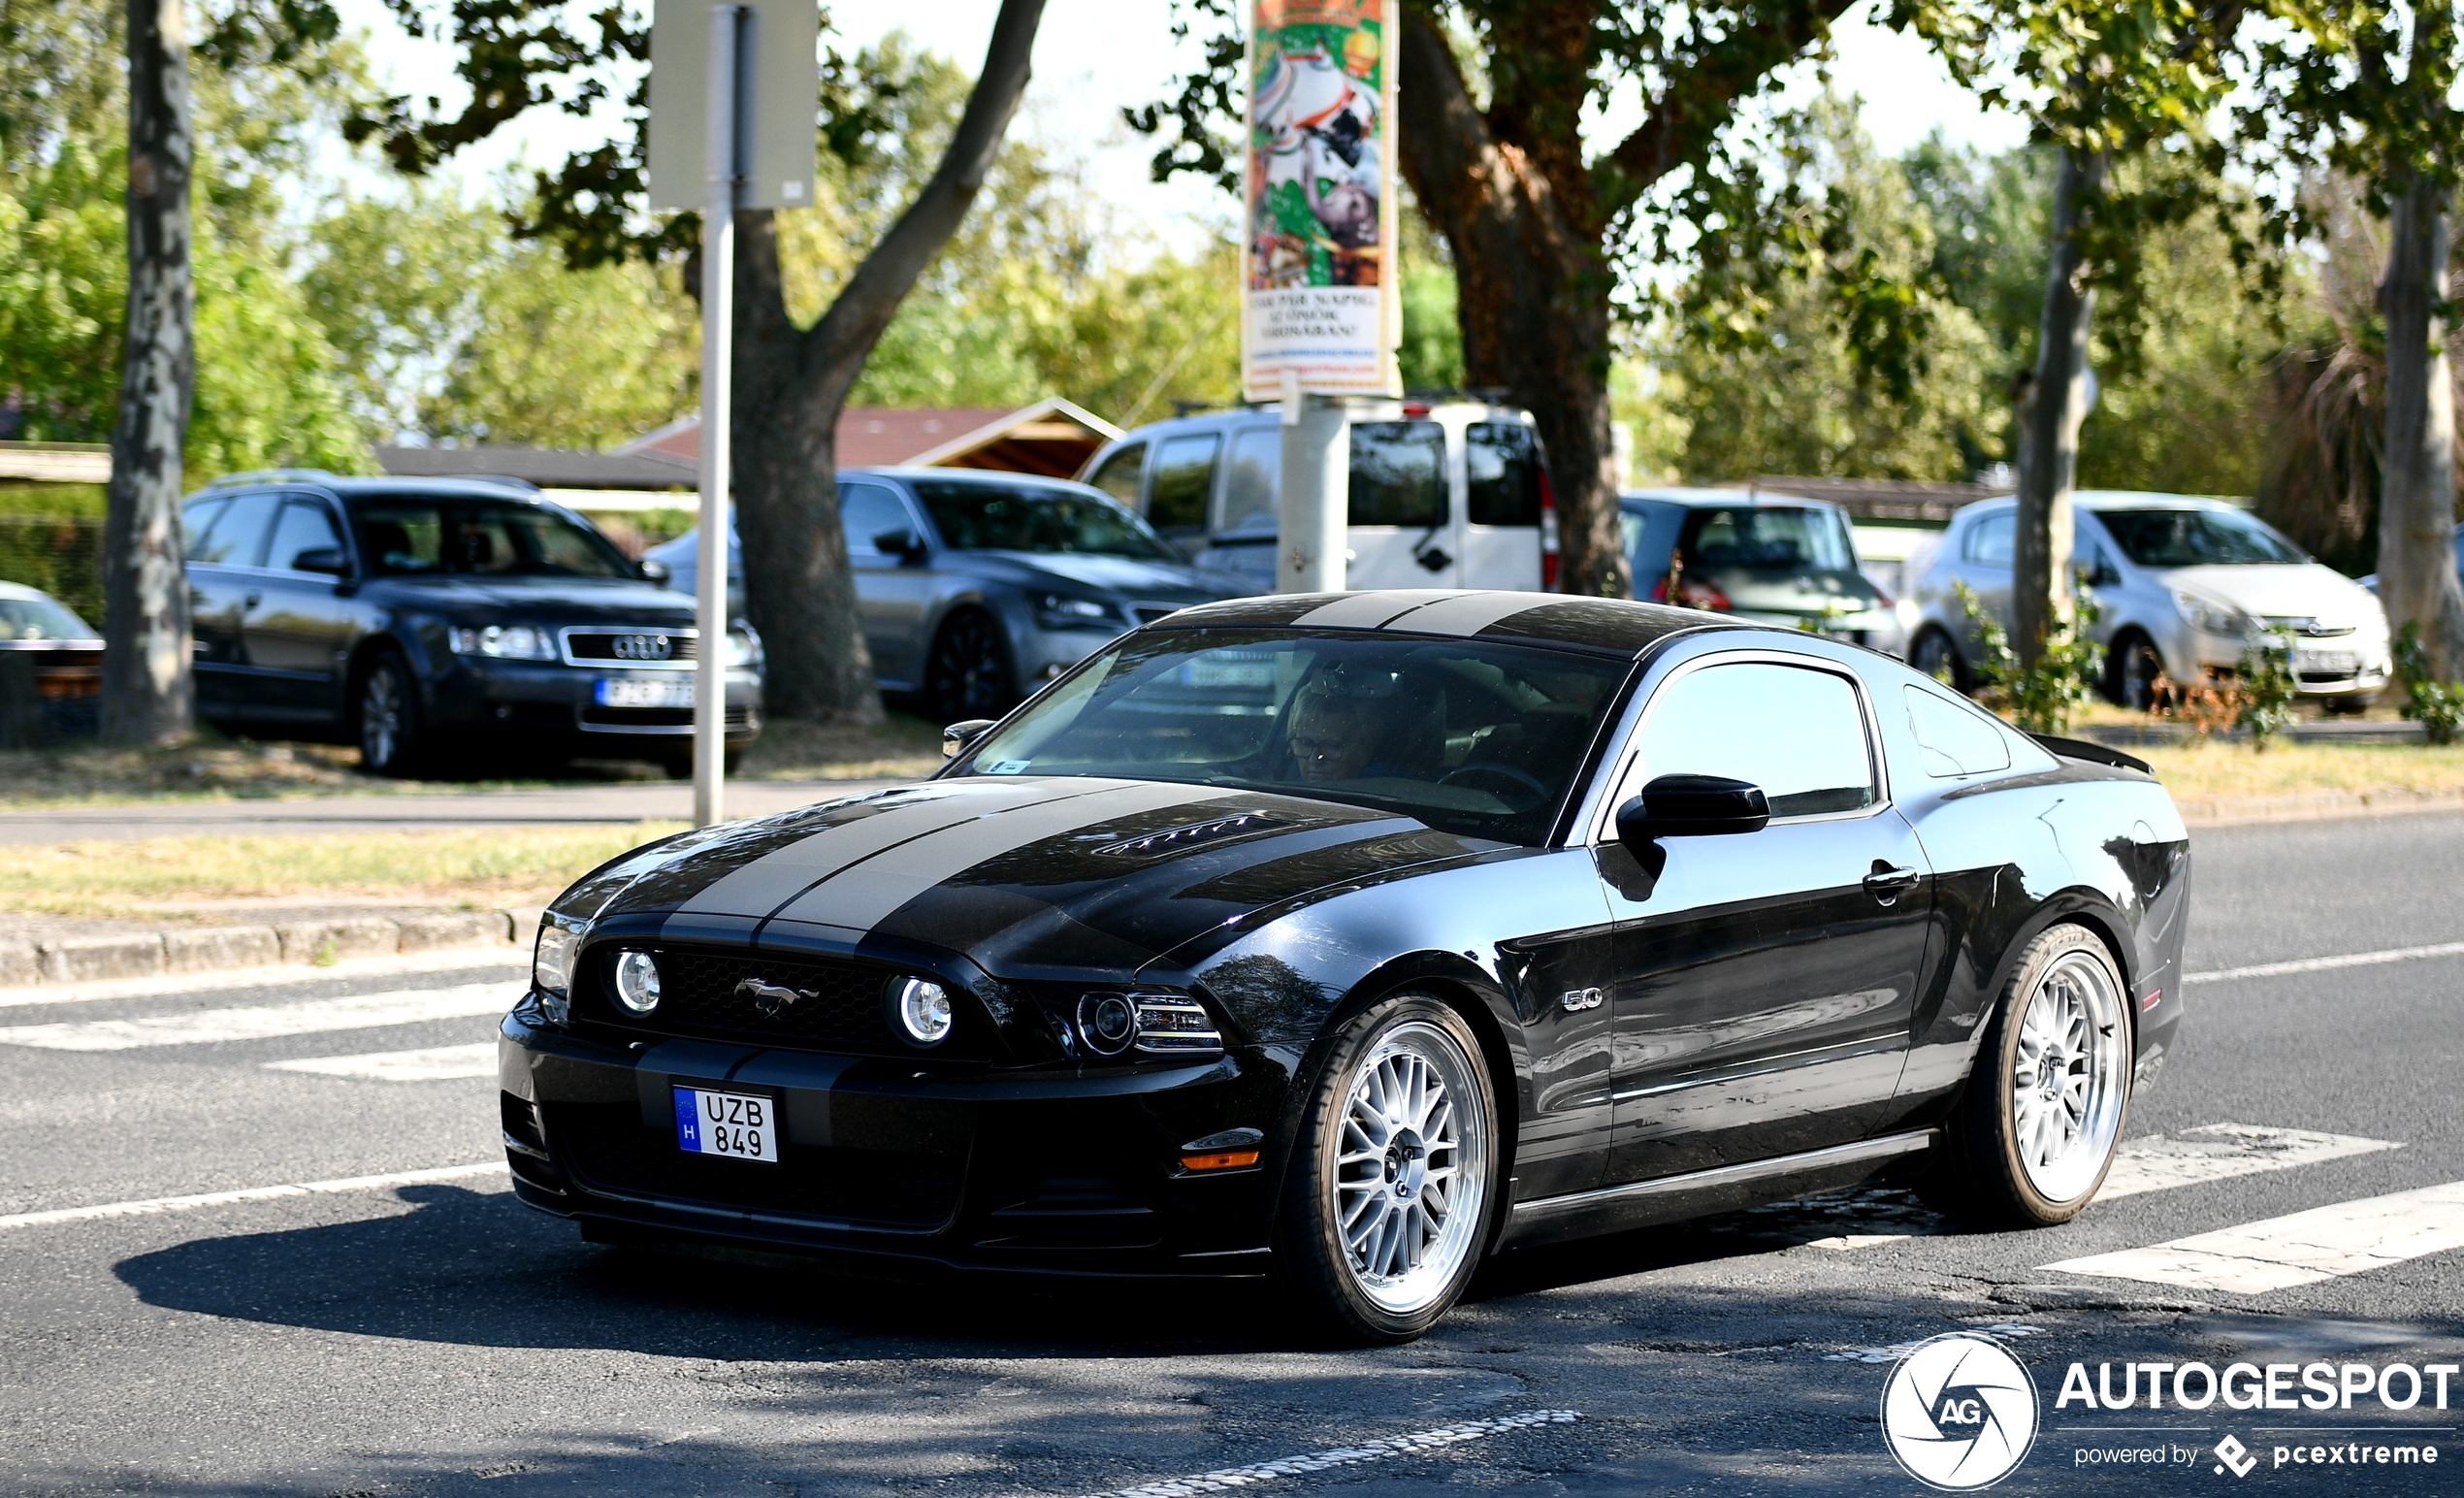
[2010,944,2130,1204]
[1332,1020,1490,1315]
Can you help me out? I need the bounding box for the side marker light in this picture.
[1180,1150,1261,1173]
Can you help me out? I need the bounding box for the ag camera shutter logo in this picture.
[1880,1332,2041,1489]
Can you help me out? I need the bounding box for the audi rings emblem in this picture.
[610,634,674,661]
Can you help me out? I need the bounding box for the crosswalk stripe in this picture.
[0,1161,509,1231]
[2046,1180,2464,1293]
[2096,1123,2400,1199]
[2184,940,2464,985]
[263,1042,498,1082]
[0,983,513,1052]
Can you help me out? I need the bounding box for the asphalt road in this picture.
[3,811,2461,1496]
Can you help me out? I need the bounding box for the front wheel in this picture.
[356,650,426,776]
[1277,994,1499,1344]
[1926,924,2133,1227]
[2107,633,2167,710]
[926,610,1017,724]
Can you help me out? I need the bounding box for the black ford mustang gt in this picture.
[500,591,2189,1341]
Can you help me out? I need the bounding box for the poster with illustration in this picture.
[1243,0,1402,400]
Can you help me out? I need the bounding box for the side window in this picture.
[1086,443,1146,507]
[1903,685,2012,778]
[1626,661,1876,823]
[1217,427,1281,534]
[1466,422,1542,526]
[839,482,912,556]
[1348,420,1446,527]
[181,496,231,561]
[192,491,281,567]
[1149,435,1220,533]
[1965,512,2015,568]
[263,499,343,572]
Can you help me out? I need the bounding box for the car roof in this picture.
[194,473,548,504]
[848,467,1110,496]
[1956,490,2251,521]
[1620,487,1845,512]
[1155,590,1751,657]
[0,579,65,604]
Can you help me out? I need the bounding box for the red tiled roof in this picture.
[631,408,1021,469]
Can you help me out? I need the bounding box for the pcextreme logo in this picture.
[1880,1332,2042,1490]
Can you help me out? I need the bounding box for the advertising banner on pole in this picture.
[1243,0,1402,401]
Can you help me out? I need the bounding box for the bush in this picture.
[1951,581,2105,734]
[2393,623,2464,747]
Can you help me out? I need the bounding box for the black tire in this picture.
[1923,924,2133,1228]
[1909,628,1970,694]
[2106,631,2167,710]
[926,609,1017,724]
[355,649,428,776]
[1274,993,1501,1344]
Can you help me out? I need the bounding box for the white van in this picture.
[1079,398,1558,594]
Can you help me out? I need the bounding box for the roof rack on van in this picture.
[199,468,340,490]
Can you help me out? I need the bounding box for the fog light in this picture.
[894,976,953,1046]
[1079,993,1137,1056]
[611,950,662,1015]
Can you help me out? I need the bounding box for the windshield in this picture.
[0,596,96,641]
[913,479,1178,561]
[351,498,637,579]
[953,628,1631,845]
[2096,507,2305,568]
[1681,505,1858,571]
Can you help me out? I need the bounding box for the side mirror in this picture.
[875,529,925,562]
[638,558,672,584]
[1614,773,1770,845]
[942,718,998,759]
[291,547,348,576]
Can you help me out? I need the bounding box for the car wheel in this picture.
[2107,632,2167,710]
[1909,628,1969,693]
[926,610,1016,724]
[1928,924,2133,1227]
[356,650,427,776]
[1277,994,1499,1344]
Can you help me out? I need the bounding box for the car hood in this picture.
[368,574,697,624]
[2155,564,2384,631]
[556,775,1504,978]
[966,551,1226,602]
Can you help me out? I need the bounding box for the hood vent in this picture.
[1094,811,1285,859]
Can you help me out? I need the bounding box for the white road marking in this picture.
[0,983,513,1051]
[1083,1410,1579,1498]
[2184,940,2464,985]
[0,1161,509,1231]
[2097,1123,2401,1199]
[0,951,526,1009]
[2047,1180,2464,1294]
[263,1041,497,1082]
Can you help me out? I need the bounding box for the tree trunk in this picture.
[100,0,195,746]
[727,0,1044,725]
[2379,172,2464,680]
[1395,12,1630,600]
[2014,147,2104,669]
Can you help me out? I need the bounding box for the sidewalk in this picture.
[1,906,544,987]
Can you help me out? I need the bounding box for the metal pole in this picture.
[1276,383,1348,594]
[693,3,742,828]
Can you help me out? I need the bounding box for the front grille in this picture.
[576,706,758,732]
[548,1102,962,1228]
[562,627,698,668]
[575,946,953,1055]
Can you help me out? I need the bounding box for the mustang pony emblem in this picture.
[733,977,811,1018]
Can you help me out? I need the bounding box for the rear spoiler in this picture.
[2028,733,2151,775]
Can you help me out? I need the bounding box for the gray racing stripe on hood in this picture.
[769,780,1239,933]
[1293,590,1471,630]
[673,779,1131,920]
[1382,591,1551,636]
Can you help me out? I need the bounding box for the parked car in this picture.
[0,581,102,747]
[1080,398,1556,593]
[1910,492,2393,710]
[180,472,762,775]
[648,468,1236,723]
[503,590,2188,1341]
[1621,489,1908,653]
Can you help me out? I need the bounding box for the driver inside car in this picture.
[1282,669,1442,786]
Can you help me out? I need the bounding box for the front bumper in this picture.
[498,998,1286,1276]
[2171,629,2391,698]
[432,661,763,743]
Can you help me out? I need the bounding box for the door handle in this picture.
[1863,863,1922,904]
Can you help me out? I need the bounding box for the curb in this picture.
[2175,791,2464,829]
[0,906,545,989]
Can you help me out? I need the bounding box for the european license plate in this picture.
[597,676,696,708]
[2298,651,2360,674]
[673,1087,779,1162]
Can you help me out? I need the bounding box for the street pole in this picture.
[693,3,742,828]
[1277,374,1348,594]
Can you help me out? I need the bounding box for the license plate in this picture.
[673,1087,779,1162]
[597,676,696,708]
[2298,651,2359,674]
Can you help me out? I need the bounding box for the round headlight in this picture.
[1079,993,1137,1056]
[893,976,953,1046]
[612,950,662,1015]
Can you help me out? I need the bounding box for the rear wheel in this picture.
[1276,994,1499,1344]
[1909,628,1969,694]
[1926,924,2132,1227]
[926,609,1016,724]
[355,650,427,776]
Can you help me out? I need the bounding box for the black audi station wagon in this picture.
[500,591,2189,1340]
[180,472,762,774]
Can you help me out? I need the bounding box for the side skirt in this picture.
[1494,1129,1937,1251]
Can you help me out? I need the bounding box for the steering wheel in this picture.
[1439,762,1551,808]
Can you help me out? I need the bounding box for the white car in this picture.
[1909,492,2392,711]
